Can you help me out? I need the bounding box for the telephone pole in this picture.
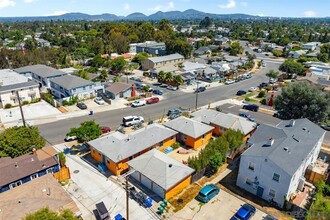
[195,82,199,111]
[16,91,26,127]
[126,176,129,220]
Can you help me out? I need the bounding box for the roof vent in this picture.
[302,127,307,131]
[288,119,295,127]
[284,147,288,151]
[292,135,299,142]
[266,137,274,146]
[169,164,172,168]
[15,162,18,168]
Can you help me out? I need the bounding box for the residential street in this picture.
[39,61,281,145]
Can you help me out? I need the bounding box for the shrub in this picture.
[245,97,252,102]
[257,91,266,98]
[62,100,69,106]
[22,101,29,105]
[182,112,190,118]
[260,98,267,105]
[42,93,54,105]
[4,103,12,109]
[215,106,222,112]
[30,98,41,103]
[172,142,180,150]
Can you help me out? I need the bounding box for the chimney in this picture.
[288,119,295,127]
[266,137,274,146]
[15,162,18,168]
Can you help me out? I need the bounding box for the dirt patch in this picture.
[168,163,228,212]
[218,167,293,220]
[57,106,68,113]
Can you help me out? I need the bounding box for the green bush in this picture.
[245,97,252,102]
[62,100,69,106]
[260,98,267,105]
[257,91,266,98]
[30,98,41,103]
[22,101,29,105]
[42,93,54,105]
[4,103,12,109]
[172,142,180,150]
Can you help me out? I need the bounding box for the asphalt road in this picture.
[39,61,282,145]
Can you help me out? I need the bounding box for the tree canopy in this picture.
[274,82,330,124]
[229,41,244,56]
[68,120,102,143]
[110,56,128,73]
[0,126,45,158]
[279,60,306,75]
[24,207,78,220]
[266,69,279,79]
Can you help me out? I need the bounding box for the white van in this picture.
[122,116,144,127]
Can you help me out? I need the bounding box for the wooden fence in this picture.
[53,166,71,182]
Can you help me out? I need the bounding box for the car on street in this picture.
[146,97,159,104]
[320,124,330,131]
[239,112,255,122]
[129,77,137,81]
[167,85,178,91]
[135,78,143,82]
[167,108,182,116]
[94,97,105,105]
[76,102,87,110]
[273,111,282,119]
[195,86,206,93]
[101,126,111,134]
[269,78,277,84]
[122,116,144,127]
[248,87,257,92]
[236,90,247,96]
[160,84,168,88]
[64,134,77,142]
[243,104,259,112]
[131,100,146,107]
[196,184,220,203]
[245,73,252,79]
[225,79,235,85]
[259,82,268,88]
[153,89,163,95]
[230,203,256,220]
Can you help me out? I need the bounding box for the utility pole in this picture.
[16,91,26,127]
[126,175,129,220]
[195,82,199,111]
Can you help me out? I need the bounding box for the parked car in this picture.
[225,79,235,85]
[64,134,77,142]
[101,126,111,134]
[236,90,247,96]
[94,97,105,105]
[167,85,178,91]
[196,184,220,203]
[160,84,168,88]
[122,116,144,127]
[195,86,206,93]
[239,112,255,122]
[129,76,137,81]
[135,83,142,89]
[153,89,163,95]
[76,102,87,110]
[243,104,259,112]
[269,78,278,84]
[248,87,257,92]
[131,100,146,107]
[273,111,282,119]
[230,203,256,220]
[135,78,143,82]
[259,82,268,88]
[245,73,252,79]
[146,97,159,104]
[320,124,330,131]
[167,108,182,116]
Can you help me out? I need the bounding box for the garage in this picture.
[127,149,194,199]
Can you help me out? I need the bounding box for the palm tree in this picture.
[157,71,166,83]
[173,75,184,89]
[164,72,174,84]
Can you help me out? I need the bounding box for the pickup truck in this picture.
[131,100,146,107]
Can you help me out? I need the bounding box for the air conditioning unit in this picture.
[297,177,305,191]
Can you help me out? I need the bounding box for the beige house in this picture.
[141,53,184,70]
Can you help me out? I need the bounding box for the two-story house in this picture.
[50,75,103,100]
[236,119,325,207]
[141,53,185,70]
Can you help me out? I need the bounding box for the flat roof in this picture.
[0,69,28,86]
[50,75,94,90]
[0,174,79,220]
[148,53,184,64]
[0,81,39,94]
[14,64,68,78]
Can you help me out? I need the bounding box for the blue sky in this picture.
[0,0,329,18]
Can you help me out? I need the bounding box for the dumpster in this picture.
[96,202,109,220]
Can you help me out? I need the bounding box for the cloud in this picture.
[24,0,37,3]
[304,10,316,17]
[218,0,236,9]
[0,0,15,9]
[124,3,130,10]
[46,10,69,16]
[241,1,248,6]
[149,1,175,11]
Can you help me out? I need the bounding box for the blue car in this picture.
[153,89,163,95]
[239,112,255,122]
[231,203,256,220]
[196,184,220,203]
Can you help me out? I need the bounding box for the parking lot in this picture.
[170,189,272,220]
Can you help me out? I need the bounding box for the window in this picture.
[30,173,38,180]
[246,178,252,186]
[29,87,33,91]
[73,88,76,92]
[159,141,164,147]
[9,180,22,189]
[11,90,15,95]
[269,189,276,198]
[202,134,205,139]
[129,156,133,160]
[83,86,86,90]
[89,85,92,89]
[273,173,280,182]
[171,135,175,140]
[248,162,255,171]
[46,168,53,173]
[107,160,110,164]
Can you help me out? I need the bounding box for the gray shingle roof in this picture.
[243,119,325,175]
[88,124,178,163]
[105,82,131,95]
[50,75,94,90]
[148,53,184,64]
[164,116,214,139]
[127,149,194,190]
[0,81,39,94]
[191,109,256,135]
[14,64,67,78]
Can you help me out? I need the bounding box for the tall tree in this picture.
[110,56,128,73]
[68,120,102,143]
[229,41,244,56]
[266,69,279,80]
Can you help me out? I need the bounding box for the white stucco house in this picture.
[236,119,325,208]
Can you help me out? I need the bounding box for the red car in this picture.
[101,126,111,134]
[146,97,159,104]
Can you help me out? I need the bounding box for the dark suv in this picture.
[242,104,259,112]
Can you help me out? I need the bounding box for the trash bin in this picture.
[145,197,152,208]
[89,110,93,115]
[114,214,123,220]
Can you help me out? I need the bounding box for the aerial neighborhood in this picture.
[0,3,330,220]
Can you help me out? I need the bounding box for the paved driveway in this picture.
[170,189,269,220]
